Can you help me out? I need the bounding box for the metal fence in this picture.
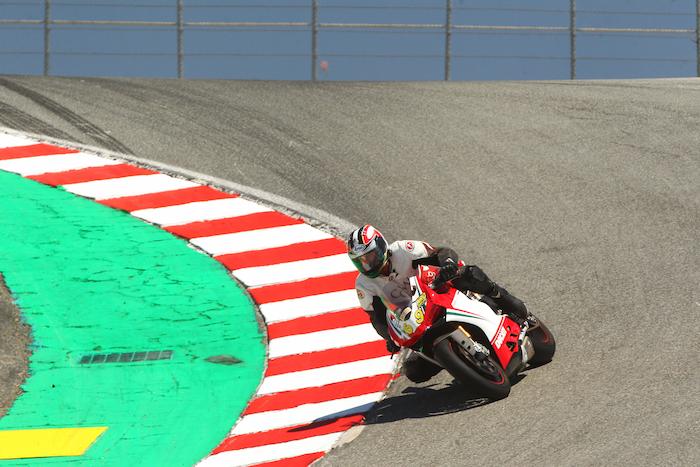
[1,0,699,80]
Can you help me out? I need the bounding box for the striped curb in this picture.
[0,131,397,466]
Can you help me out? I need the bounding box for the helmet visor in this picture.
[351,239,387,276]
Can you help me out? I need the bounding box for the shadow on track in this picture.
[364,373,527,425]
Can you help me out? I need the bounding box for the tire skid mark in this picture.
[0,79,132,155]
[0,101,73,142]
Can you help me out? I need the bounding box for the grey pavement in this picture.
[0,76,698,465]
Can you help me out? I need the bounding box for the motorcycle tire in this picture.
[527,315,556,366]
[434,338,511,400]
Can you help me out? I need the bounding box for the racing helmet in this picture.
[347,224,389,278]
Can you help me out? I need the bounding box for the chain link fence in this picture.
[1,0,699,80]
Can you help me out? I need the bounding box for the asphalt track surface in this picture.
[0,76,698,466]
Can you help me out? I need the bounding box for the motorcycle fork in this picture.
[433,325,490,361]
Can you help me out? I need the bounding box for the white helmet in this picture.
[346,224,389,278]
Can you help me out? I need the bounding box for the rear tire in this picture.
[527,316,556,366]
[434,338,511,400]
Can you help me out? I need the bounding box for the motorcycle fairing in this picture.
[387,277,440,347]
[444,293,521,368]
[418,265,522,368]
[387,265,522,368]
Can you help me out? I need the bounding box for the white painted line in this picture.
[231,392,383,436]
[233,254,355,288]
[258,355,393,395]
[268,323,378,359]
[259,289,360,324]
[196,432,343,467]
[191,223,331,256]
[130,197,272,227]
[0,134,35,148]
[0,153,121,176]
[62,173,199,200]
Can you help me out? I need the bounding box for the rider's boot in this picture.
[403,352,443,383]
[452,266,531,325]
[488,283,529,324]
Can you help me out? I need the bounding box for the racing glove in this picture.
[432,257,458,289]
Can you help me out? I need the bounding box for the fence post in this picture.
[177,0,183,78]
[43,0,51,76]
[444,0,452,81]
[570,0,576,79]
[311,0,318,81]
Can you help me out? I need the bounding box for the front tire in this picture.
[527,315,556,366]
[434,338,511,400]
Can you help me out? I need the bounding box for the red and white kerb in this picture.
[0,132,396,467]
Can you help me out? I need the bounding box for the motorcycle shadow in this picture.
[363,373,526,425]
[365,372,528,425]
[283,374,530,434]
[365,383,489,425]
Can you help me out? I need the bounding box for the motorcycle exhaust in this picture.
[520,336,535,366]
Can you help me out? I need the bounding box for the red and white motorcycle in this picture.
[387,265,555,399]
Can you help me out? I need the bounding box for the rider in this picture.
[347,224,529,384]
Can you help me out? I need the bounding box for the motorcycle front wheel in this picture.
[434,338,511,400]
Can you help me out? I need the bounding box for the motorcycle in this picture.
[386,265,555,399]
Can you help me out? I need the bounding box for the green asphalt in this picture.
[0,170,265,466]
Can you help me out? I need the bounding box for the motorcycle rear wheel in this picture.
[526,315,556,366]
[434,338,511,400]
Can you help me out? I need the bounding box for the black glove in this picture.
[386,339,400,353]
[432,258,458,289]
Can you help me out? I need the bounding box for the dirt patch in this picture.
[0,273,31,419]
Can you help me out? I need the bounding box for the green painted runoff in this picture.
[0,170,265,466]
